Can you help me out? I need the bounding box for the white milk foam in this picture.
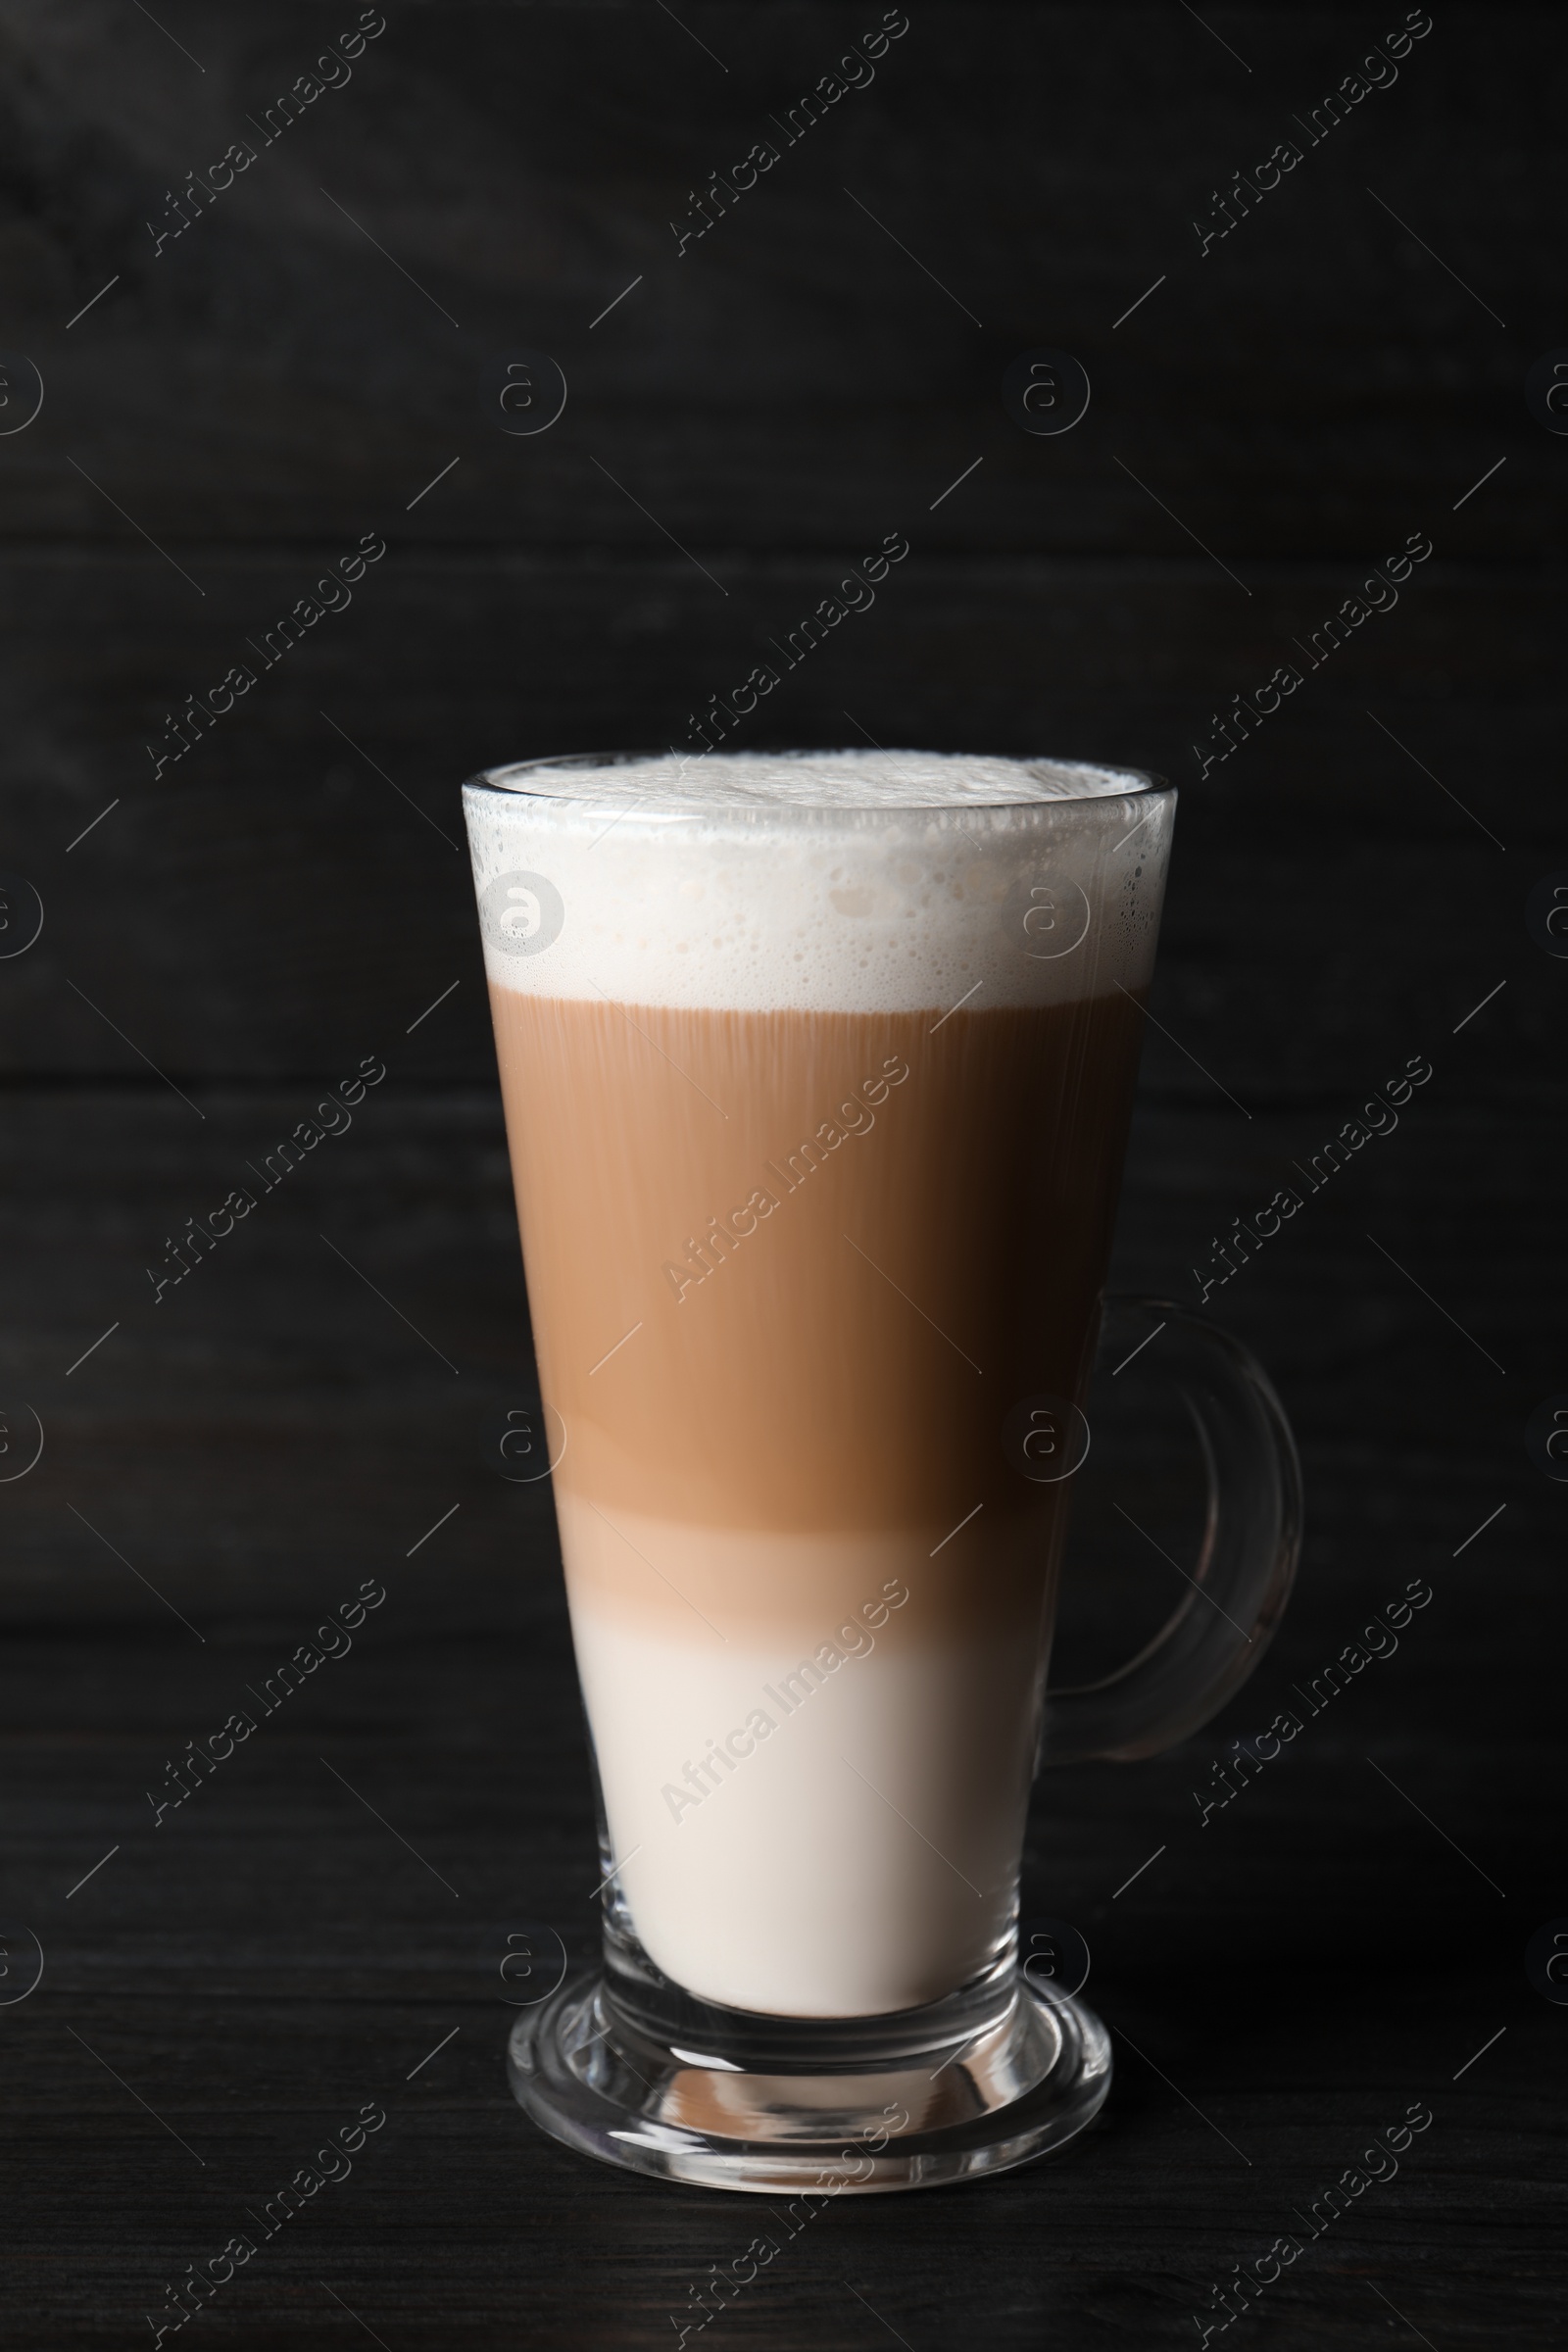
[463,750,1171,1014]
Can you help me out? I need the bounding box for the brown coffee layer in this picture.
[489,989,1146,1640]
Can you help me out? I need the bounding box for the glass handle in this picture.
[1040,1297,1302,1766]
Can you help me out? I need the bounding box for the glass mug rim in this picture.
[462,746,1173,830]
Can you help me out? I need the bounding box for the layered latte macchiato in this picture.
[465,752,1170,2019]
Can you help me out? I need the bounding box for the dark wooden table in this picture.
[3,7,1564,2344]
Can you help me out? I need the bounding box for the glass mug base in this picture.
[507,1963,1112,2194]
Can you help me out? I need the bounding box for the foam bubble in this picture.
[462,749,1173,1013]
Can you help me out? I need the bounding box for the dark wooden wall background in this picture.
[3,4,1563,2346]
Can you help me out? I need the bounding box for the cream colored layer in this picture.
[552,1487,1051,1647]
[568,1586,1045,2018]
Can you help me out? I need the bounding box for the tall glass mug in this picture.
[461,750,1299,2192]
